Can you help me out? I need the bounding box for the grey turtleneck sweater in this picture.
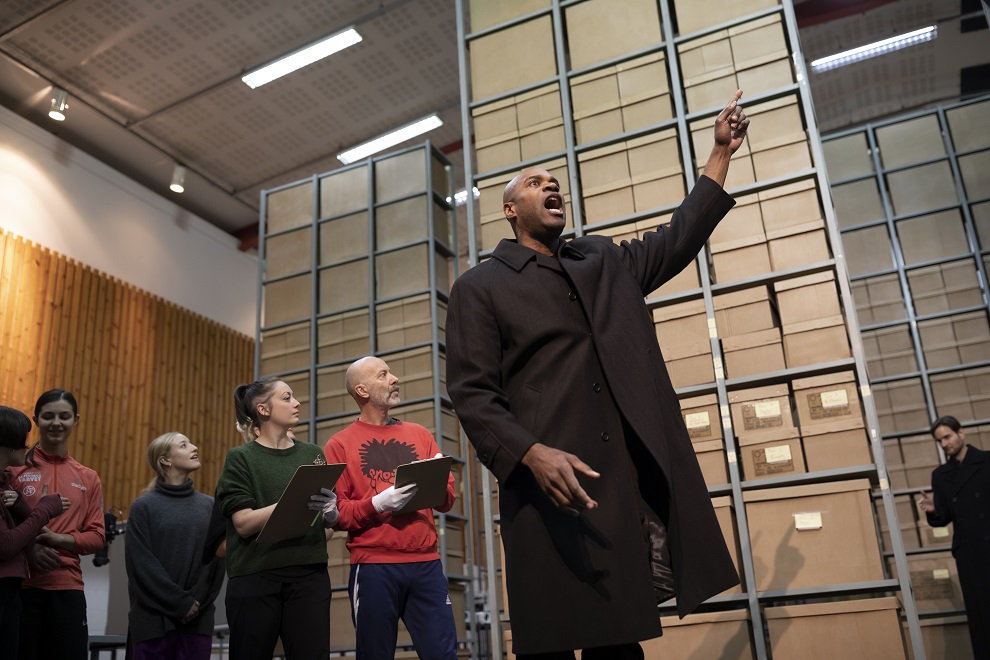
[124,479,225,644]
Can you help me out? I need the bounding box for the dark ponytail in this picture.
[233,377,280,439]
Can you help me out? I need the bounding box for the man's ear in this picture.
[503,201,516,220]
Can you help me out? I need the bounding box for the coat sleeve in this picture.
[69,473,106,555]
[611,175,735,295]
[446,270,543,483]
[926,470,953,527]
[123,500,195,619]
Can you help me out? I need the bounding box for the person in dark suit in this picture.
[918,415,990,658]
[446,90,749,658]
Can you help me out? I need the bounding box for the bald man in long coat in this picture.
[446,92,750,658]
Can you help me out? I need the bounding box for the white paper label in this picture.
[708,318,718,339]
[860,384,872,397]
[879,478,889,491]
[685,412,710,429]
[932,568,950,580]
[764,445,792,463]
[820,389,849,408]
[933,527,950,538]
[794,512,823,531]
[754,401,781,418]
[727,451,737,464]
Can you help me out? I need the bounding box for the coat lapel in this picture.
[952,447,986,496]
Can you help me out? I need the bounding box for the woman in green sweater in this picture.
[216,377,338,660]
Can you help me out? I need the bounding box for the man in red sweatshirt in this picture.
[324,355,458,660]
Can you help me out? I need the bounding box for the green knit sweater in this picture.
[216,441,327,577]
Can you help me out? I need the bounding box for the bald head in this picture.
[345,356,401,411]
[503,166,552,206]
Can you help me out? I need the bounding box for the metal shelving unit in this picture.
[457,1,927,658]
[257,143,478,658]
[822,94,990,635]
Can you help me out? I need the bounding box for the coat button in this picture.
[953,497,958,502]
[569,291,577,301]
[592,383,601,393]
[601,432,609,442]
[480,453,489,463]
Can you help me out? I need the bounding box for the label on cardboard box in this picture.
[743,401,783,429]
[808,390,851,419]
[753,447,794,476]
[684,412,711,437]
[820,389,849,408]
[932,568,950,580]
[793,511,822,531]
[911,570,955,600]
[933,527,950,538]
[764,445,792,463]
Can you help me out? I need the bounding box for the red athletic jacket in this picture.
[9,446,105,590]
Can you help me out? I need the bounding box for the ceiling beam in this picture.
[794,0,901,28]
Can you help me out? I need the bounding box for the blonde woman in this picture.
[124,433,224,659]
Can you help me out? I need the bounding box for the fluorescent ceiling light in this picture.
[811,26,936,73]
[337,115,444,164]
[242,28,362,89]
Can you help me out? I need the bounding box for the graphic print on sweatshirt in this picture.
[360,438,419,493]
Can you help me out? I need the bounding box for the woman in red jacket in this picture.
[0,406,68,659]
[10,389,106,660]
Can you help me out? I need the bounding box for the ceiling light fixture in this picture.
[170,165,186,194]
[811,26,937,73]
[447,187,480,206]
[241,28,363,89]
[337,115,444,165]
[48,89,68,121]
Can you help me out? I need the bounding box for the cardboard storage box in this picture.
[265,273,312,325]
[886,551,964,613]
[672,0,778,35]
[774,271,842,326]
[708,194,765,255]
[665,340,715,389]
[470,16,556,101]
[743,479,884,590]
[767,221,830,272]
[260,321,311,375]
[266,226,312,279]
[792,371,862,429]
[729,384,795,439]
[694,439,729,486]
[862,324,918,378]
[654,298,709,348]
[713,285,777,338]
[266,180,313,233]
[319,260,366,313]
[854,273,905,326]
[880,521,922,552]
[919,311,990,369]
[758,178,822,236]
[906,616,974,660]
[908,259,984,315]
[317,308,370,364]
[680,393,722,443]
[929,366,990,422]
[710,236,772,284]
[781,315,851,368]
[722,327,786,378]
[801,421,872,472]
[765,597,906,660]
[644,609,753,659]
[712,496,745,593]
[919,521,953,547]
[738,428,805,481]
[564,0,662,70]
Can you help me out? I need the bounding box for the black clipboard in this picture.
[392,456,453,515]
[255,463,346,544]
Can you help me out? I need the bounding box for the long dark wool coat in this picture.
[446,176,740,653]
[926,445,990,656]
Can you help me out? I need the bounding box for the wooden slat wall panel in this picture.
[0,229,254,515]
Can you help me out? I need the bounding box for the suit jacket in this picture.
[446,175,739,653]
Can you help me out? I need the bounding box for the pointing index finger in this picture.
[717,89,744,120]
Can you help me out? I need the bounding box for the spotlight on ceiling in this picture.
[242,28,362,89]
[337,115,444,165]
[48,89,68,121]
[170,165,187,194]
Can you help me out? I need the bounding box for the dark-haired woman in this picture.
[215,377,338,660]
[0,406,69,659]
[10,389,105,660]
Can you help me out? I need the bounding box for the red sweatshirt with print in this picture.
[324,419,456,565]
[9,446,106,590]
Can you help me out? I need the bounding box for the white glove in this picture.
[308,488,339,526]
[372,483,418,513]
